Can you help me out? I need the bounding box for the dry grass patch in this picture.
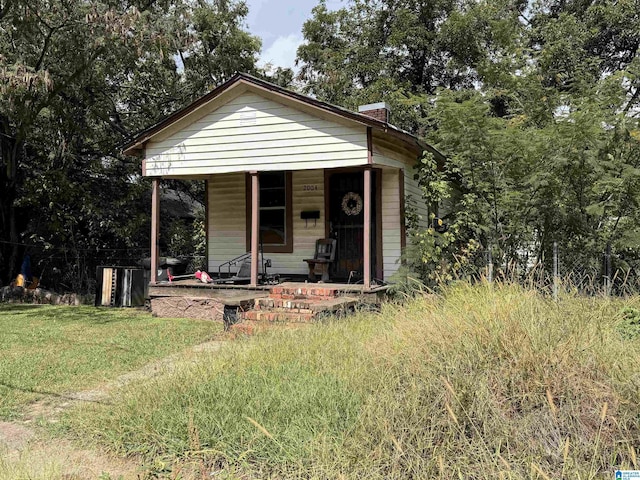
[63,284,640,478]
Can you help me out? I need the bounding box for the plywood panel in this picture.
[101,268,113,306]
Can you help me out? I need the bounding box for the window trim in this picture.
[246,171,293,253]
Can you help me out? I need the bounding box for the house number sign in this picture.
[302,184,318,191]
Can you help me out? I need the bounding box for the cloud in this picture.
[260,34,304,72]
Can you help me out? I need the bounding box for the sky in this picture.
[245,0,344,72]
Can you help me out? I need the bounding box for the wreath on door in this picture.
[341,191,363,216]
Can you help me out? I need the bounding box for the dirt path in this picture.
[0,427,142,479]
[0,339,225,479]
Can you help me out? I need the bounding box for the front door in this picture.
[327,171,377,281]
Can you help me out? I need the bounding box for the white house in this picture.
[123,73,442,289]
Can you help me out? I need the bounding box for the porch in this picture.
[122,73,441,320]
[198,166,403,287]
[149,280,387,326]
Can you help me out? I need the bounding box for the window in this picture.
[246,172,293,253]
[260,172,287,246]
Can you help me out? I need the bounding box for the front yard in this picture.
[0,304,221,419]
[3,286,640,479]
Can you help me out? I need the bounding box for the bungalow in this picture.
[123,73,442,290]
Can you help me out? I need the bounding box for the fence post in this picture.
[487,244,493,283]
[553,241,559,301]
[604,242,612,296]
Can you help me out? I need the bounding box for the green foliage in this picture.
[297,0,492,130]
[423,82,640,275]
[298,0,640,283]
[81,362,360,463]
[617,307,640,340]
[385,265,431,300]
[0,0,261,289]
[66,313,377,471]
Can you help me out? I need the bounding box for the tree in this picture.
[296,0,640,284]
[297,0,525,131]
[0,0,260,288]
[420,1,640,280]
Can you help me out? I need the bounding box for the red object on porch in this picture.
[195,270,212,283]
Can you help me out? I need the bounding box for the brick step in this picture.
[270,293,341,301]
[257,297,308,309]
[228,321,268,336]
[254,306,315,314]
[228,320,305,336]
[241,310,317,323]
[270,285,340,298]
[256,296,359,312]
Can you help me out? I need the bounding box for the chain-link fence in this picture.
[467,241,640,297]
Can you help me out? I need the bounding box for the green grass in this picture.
[0,305,221,419]
[64,284,640,478]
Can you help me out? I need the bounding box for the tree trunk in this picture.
[0,133,21,285]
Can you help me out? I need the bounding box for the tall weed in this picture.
[66,283,640,478]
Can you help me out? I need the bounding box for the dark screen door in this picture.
[328,171,377,281]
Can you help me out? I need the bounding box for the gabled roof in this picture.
[122,72,444,161]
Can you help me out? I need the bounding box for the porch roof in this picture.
[122,73,444,163]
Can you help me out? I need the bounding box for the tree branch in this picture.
[623,83,640,114]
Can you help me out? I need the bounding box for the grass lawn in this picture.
[63,284,640,479]
[0,304,221,419]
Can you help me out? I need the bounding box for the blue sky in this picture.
[245,0,344,71]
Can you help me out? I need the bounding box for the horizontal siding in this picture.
[374,148,429,249]
[207,173,247,274]
[148,135,363,155]
[267,170,325,275]
[146,150,365,170]
[146,92,368,176]
[373,151,405,169]
[381,169,402,280]
[207,170,325,276]
[151,124,354,146]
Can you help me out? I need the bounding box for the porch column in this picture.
[250,171,260,287]
[150,178,160,284]
[363,167,372,289]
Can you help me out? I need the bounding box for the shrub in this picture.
[617,306,640,339]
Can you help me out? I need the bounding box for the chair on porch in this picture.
[303,239,337,283]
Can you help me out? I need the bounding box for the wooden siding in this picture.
[381,169,402,280]
[208,170,325,276]
[372,149,407,169]
[145,92,369,176]
[207,173,247,274]
[373,146,430,245]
